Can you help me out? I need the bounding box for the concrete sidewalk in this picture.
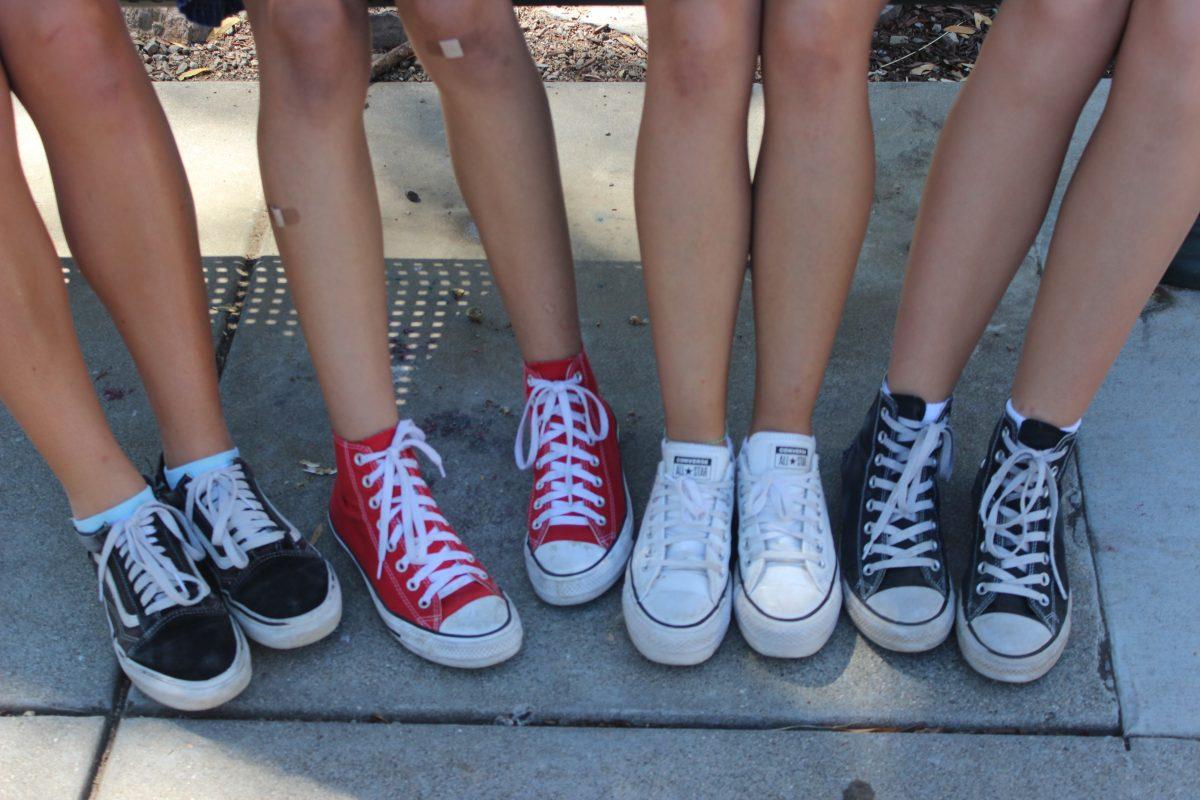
[3,82,1197,799]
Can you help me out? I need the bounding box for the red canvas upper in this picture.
[518,351,628,554]
[329,422,501,632]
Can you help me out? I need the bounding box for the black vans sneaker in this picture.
[840,389,955,652]
[957,413,1076,683]
[85,499,250,710]
[160,459,341,650]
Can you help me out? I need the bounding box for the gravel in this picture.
[128,6,1001,85]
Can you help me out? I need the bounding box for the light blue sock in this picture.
[164,448,240,490]
[73,486,155,535]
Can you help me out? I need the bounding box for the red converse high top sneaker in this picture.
[514,351,632,605]
[329,420,522,668]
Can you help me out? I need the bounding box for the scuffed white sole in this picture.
[956,596,1072,684]
[116,623,251,712]
[843,580,954,653]
[228,567,342,650]
[330,516,522,669]
[525,481,634,606]
[622,571,731,666]
[734,574,842,659]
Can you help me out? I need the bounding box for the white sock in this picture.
[164,448,240,490]
[882,379,949,424]
[1005,399,1081,434]
[73,486,155,535]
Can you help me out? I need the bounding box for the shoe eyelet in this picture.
[977,563,985,575]
[818,561,826,569]
[931,562,941,572]
[533,521,542,530]
[534,499,544,510]
[419,599,431,609]
[369,497,380,509]
[596,498,606,508]
[396,561,408,573]
[876,432,886,444]
[353,454,366,466]
[599,516,607,525]
[406,579,418,591]
[1038,596,1050,607]
[361,477,373,489]
[527,376,535,387]
[873,455,883,466]
[867,477,877,489]
[979,541,987,552]
[930,542,938,551]
[862,564,874,577]
[863,523,873,535]
[975,583,986,595]
[1042,555,1050,565]
[1040,574,1050,586]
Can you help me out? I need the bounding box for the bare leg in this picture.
[395,0,580,362]
[244,0,398,441]
[637,0,761,442]
[0,1,233,467]
[0,59,145,517]
[749,0,883,435]
[886,0,1132,402]
[1011,0,1200,426]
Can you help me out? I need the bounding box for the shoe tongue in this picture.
[1015,418,1070,451]
[661,439,731,482]
[347,424,401,454]
[743,431,816,474]
[525,352,594,389]
[890,393,929,423]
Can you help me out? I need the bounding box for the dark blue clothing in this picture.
[176,0,244,27]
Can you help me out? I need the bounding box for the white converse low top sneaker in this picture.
[734,432,841,658]
[622,439,734,666]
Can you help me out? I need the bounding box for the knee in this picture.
[399,0,528,90]
[648,5,757,103]
[1005,0,1122,33]
[762,3,874,95]
[1132,0,1200,75]
[264,0,368,107]
[24,1,138,108]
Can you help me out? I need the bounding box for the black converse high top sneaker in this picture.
[840,389,954,652]
[957,413,1076,683]
[84,499,250,710]
[160,459,342,650]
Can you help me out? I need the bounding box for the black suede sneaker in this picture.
[84,499,250,710]
[957,412,1076,683]
[840,388,955,652]
[160,459,341,650]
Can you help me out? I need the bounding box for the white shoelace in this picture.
[514,373,608,532]
[977,430,1068,606]
[742,471,827,580]
[97,501,209,615]
[862,410,952,577]
[185,463,288,569]
[355,420,486,609]
[640,475,732,587]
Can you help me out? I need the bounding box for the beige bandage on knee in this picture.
[437,38,464,59]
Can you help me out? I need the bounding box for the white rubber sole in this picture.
[525,481,634,606]
[843,579,955,653]
[956,596,1072,684]
[734,573,842,659]
[622,570,732,666]
[227,567,343,650]
[115,623,251,712]
[330,516,523,669]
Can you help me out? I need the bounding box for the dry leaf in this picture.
[299,459,336,476]
[207,15,240,42]
[945,24,976,35]
[910,63,936,76]
[974,12,993,27]
[177,67,213,81]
